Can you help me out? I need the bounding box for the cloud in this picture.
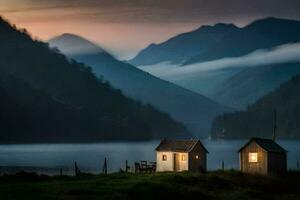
[140,42,300,79]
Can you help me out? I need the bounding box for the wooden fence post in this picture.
[125,160,129,173]
[74,162,78,176]
[103,157,107,175]
[222,160,225,171]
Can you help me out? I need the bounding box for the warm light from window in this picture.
[195,155,199,159]
[162,155,167,161]
[181,155,186,161]
[249,153,258,163]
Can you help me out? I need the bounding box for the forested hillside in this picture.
[0,17,188,143]
[211,75,300,139]
[49,34,230,136]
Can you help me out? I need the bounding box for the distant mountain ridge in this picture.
[129,17,300,66]
[211,74,300,139]
[49,34,231,137]
[0,17,188,143]
[184,17,300,65]
[129,23,238,66]
[133,17,300,110]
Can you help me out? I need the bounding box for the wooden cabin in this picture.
[239,138,287,175]
[155,139,208,172]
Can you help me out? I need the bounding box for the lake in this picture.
[0,140,299,175]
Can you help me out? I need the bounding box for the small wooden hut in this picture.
[155,139,208,172]
[239,138,287,175]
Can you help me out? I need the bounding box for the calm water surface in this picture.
[0,140,299,175]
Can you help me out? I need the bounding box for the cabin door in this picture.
[174,153,180,171]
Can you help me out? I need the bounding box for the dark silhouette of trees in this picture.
[0,17,188,143]
[211,76,300,139]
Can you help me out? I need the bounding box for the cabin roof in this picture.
[156,139,208,153]
[239,138,287,153]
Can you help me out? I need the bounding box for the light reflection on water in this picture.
[0,140,299,175]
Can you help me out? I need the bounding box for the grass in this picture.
[0,171,300,200]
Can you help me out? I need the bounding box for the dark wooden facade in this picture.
[188,142,207,172]
[239,138,287,175]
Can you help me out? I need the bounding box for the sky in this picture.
[1,0,300,59]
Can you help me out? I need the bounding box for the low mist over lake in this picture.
[0,140,299,175]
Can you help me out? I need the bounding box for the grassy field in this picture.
[0,171,300,200]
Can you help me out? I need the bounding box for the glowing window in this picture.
[195,155,199,159]
[162,155,167,161]
[248,153,258,163]
[181,155,186,161]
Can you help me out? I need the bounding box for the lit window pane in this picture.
[181,155,186,161]
[162,155,167,161]
[249,153,258,163]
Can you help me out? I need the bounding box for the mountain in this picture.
[0,71,93,143]
[137,41,300,110]
[49,34,230,137]
[0,17,188,143]
[184,17,300,65]
[213,62,300,109]
[129,23,238,66]
[137,62,243,101]
[211,75,300,139]
[49,33,104,55]
[130,17,300,66]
